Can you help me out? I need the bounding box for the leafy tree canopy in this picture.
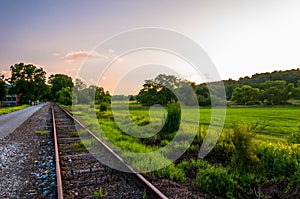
[8,63,49,104]
[74,79,111,105]
[48,74,74,101]
[58,87,73,105]
[136,74,180,106]
[231,85,260,105]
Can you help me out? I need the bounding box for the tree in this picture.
[74,80,111,105]
[231,85,260,105]
[176,80,198,106]
[136,74,180,106]
[75,78,87,90]
[58,87,73,105]
[0,75,7,106]
[8,63,49,104]
[260,80,295,105]
[195,84,211,106]
[95,86,111,104]
[295,80,300,99]
[48,74,74,101]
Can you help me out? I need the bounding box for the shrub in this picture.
[152,163,186,183]
[177,158,208,171]
[255,142,300,177]
[229,121,266,170]
[99,103,108,112]
[160,139,169,147]
[230,170,262,198]
[288,127,300,144]
[195,165,237,198]
[162,103,181,133]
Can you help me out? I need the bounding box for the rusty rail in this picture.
[57,104,168,199]
[51,105,64,199]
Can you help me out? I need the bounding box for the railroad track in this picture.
[51,103,167,199]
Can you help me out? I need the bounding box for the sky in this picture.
[1,0,300,94]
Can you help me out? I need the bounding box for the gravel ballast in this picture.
[0,103,55,198]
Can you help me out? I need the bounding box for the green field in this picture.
[71,104,300,198]
[0,105,29,116]
[115,106,300,143]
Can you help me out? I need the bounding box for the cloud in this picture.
[62,51,107,62]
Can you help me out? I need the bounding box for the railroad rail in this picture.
[51,103,167,199]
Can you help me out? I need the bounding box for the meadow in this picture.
[126,106,300,143]
[70,104,300,198]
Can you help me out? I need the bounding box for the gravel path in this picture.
[0,103,53,198]
[0,103,47,139]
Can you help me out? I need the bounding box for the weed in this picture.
[142,190,147,199]
[94,187,107,198]
[35,131,49,135]
[71,141,87,152]
[67,131,78,137]
[288,127,300,144]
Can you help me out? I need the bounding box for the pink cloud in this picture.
[62,51,107,62]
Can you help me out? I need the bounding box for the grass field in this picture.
[70,104,300,198]
[115,106,300,143]
[0,105,29,116]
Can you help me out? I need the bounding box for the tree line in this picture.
[136,70,300,106]
[1,63,299,107]
[0,63,111,106]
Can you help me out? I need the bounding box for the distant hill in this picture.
[222,68,300,99]
[224,68,300,87]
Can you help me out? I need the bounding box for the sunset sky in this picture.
[1,0,300,94]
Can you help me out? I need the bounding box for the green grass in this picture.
[111,100,141,106]
[125,106,300,143]
[70,104,300,198]
[36,130,49,135]
[71,104,300,146]
[0,105,29,115]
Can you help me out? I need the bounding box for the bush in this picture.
[99,103,108,112]
[162,103,181,133]
[229,122,265,170]
[255,142,300,177]
[152,163,186,183]
[288,127,300,144]
[195,165,237,198]
[160,139,169,147]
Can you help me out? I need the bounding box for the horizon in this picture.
[1,63,299,95]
